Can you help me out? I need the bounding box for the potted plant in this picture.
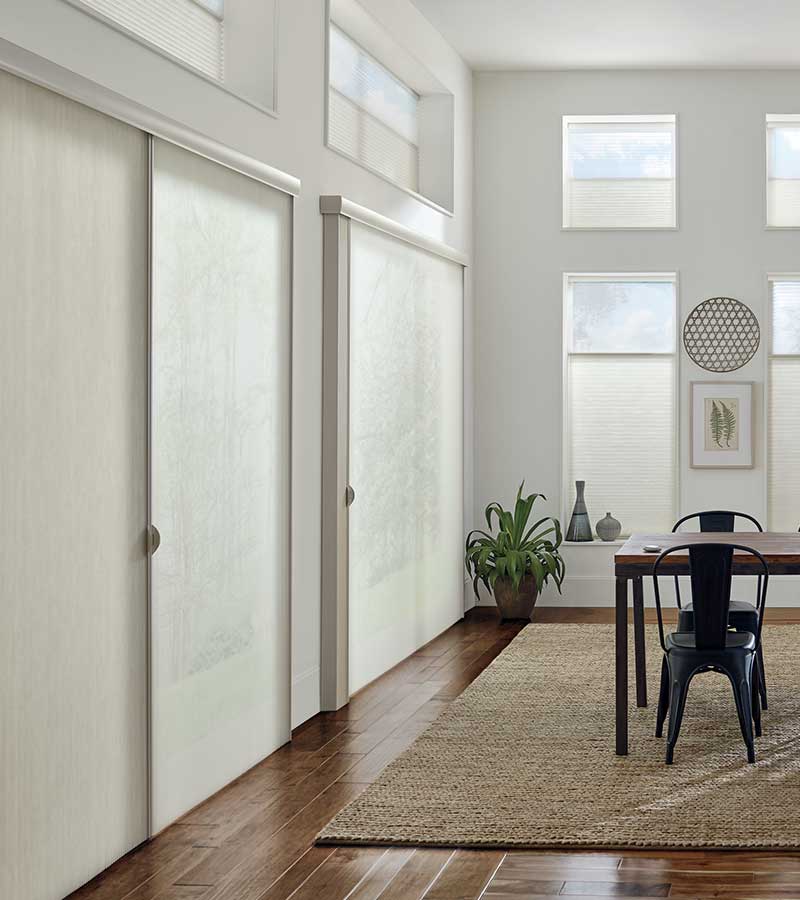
[465,484,565,621]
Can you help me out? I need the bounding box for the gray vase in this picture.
[596,512,622,542]
[566,480,593,541]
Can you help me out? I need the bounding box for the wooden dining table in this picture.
[614,531,800,755]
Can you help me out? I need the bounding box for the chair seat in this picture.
[682,599,757,616]
[666,630,756,652]
[677,599,758,632]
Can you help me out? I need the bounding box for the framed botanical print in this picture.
[690,381,753,468]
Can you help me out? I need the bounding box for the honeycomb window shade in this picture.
[328,24,420,193]
[563,116,676,229]
[69,0,225,82]
[564,275,678,536]
[769,278,800,530]
[767,117,800,227]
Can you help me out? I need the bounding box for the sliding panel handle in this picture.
[345,485,355,507]
[147,524,162,555]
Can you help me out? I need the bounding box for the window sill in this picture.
[561,539,626,547]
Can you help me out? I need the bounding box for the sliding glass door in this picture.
[150,139,291,831]
[347,221,464,694]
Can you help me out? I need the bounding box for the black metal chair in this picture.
[653,542,769,765]
[672,511,768,708]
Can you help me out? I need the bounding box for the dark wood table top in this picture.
[615,532,800,576]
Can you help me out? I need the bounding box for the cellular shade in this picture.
[769,357,800,531]
[72,0,225,81]
[567,355,676,535]
[564,118,676,228]
[768,120,800,226]
[348,222,463,694]
[150,139,291,831]
[328,24,420,192]
[565,275,677,536]
[769,279,800,530]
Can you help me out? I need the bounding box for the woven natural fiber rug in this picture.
[318,623,800,850]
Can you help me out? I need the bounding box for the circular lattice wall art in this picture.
[683,297,760,373]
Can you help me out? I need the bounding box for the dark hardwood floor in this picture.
[69,606,800,900]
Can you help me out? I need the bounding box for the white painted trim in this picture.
[0,36,299,196]
[320,195,468,265]
[767,114,800,124]
[564,114,677,125]
[291,666,321,730]
[324,142,455,217]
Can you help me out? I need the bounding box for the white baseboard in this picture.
[291,665,320,730]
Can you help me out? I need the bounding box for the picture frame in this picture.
[690,381,754,468]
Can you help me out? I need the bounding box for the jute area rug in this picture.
[318,624,800,850]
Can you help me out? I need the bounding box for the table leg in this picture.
[616,575,629,756]
[633,576,647,708]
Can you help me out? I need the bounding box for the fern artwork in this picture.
[705,397,739,451]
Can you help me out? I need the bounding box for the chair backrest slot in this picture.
[688,544,734,650]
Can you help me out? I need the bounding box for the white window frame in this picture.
[765,115,800,230]
[562,272,680,538]
[562,114,678,231]
[766,273,800,529]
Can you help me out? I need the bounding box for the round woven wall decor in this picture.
[683,297,760,373]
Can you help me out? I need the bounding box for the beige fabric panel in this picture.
[0,69,148,899]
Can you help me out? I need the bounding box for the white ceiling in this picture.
[409,0,800,70]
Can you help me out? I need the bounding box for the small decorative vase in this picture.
[566,480,593,541]
[596,512,622,542]
[494,575,539,622]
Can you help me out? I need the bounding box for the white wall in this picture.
[0,0,473,727]
[474,70,800,608]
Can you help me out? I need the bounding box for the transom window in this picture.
[564,274,678,536]
[767,116,800,227]
[328,24,420,194]
[563,115,677,229]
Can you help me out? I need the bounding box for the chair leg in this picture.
[757,643,768,710]
[656,655,669,738]
[730,657,756,764]
[752,655,762,738]
[665,659,691,765]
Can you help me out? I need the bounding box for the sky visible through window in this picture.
[570,280,675,353]
[568,125,673,180]
[770,127,800,179]
[772,281,800,354]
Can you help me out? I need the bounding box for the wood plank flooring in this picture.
[69,607,800,900]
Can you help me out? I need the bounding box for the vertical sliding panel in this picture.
[0,70,148,898]
[348,222,463,694]
[151,139,291,831]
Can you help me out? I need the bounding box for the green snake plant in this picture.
[465,484,565,599]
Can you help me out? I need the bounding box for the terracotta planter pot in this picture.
[493,575,539,622]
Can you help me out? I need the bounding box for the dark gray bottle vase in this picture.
[566,480,593,541]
